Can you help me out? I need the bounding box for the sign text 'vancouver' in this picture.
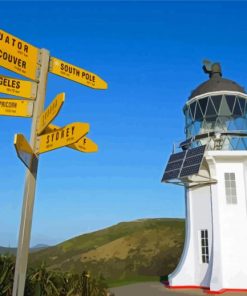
[0,30,39,81]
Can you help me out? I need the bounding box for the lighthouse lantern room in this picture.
[162,61,247,293]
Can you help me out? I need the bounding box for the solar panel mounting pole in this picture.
[12,48,50,296]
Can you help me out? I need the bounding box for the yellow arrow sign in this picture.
[37,93,65,135]
[46,123,98,153]
[14,134,37,170]
[36,122,90,154]
[0,98,33,117]
[70,137,98,153]
[0,29,39,81]
[0,74,37,99]
[49,57,108,90]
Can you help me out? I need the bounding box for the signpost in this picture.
[14,134,37,170]
[11,48,49,296]
[36,92,65,135]
[0,28,107,296]
[0,74,37,99]
[49,57,108,90]
[36,122,90,154]
[46,123,98,153]
[0,98,33,117]
[0,29,39,81]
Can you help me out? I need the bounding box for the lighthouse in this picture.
[162,61,247,293]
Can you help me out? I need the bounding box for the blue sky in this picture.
[1,1,247,246]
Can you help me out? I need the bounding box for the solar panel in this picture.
[162,145,206,182]
[180,164,202,178]
[183,155,203,167]
[186,145,205,157]
[165,159,184,171]
[169,151,186,162]
[162,151,186,181]
[162,169,181,182]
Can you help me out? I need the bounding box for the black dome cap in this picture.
[189,60,246,100]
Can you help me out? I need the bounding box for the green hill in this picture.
[29,218,185,286]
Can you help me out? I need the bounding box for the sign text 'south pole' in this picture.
[12,49,50,296]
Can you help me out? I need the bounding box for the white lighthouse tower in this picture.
[162,61,247,294]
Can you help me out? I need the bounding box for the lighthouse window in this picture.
[200,230,209,263]
[224,172,237,204]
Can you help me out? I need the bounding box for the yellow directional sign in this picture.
[36,122,90,154]
[37,93,65,135]
[70,137,98,153]
[0,74,37,99]
[14,134,37,170]
[0,98,33,117]
[46,123,98,153]
[0,29,39,81]
[49,57,108,90]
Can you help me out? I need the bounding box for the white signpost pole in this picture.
[12,48,50,296]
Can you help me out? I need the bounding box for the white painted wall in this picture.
[169,151,247,292]
[208,152,247,291]
[169,185,212,287]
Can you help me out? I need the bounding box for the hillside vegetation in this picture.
[29,218,185,286]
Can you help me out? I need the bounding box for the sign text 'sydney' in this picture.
[36,122,90,154]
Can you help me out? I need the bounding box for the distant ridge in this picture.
[0,246,16,255]
[0,244,49,255]
[30,244,50,252]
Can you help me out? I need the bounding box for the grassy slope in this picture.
[29,218,185,286]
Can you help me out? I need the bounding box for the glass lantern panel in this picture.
[192,121,201,135]
[230,137,240,150]
[185,108,192,125]
[238,97,246,114]
[186,125,193,138]
[215,117,229,132]
[211,95,222,112]
[219,97,231,116]
[189,101,196,120]
[225,95,236,113]
[243,138,247,149]
[199,97,208,115]
[201,120,209,133]
[206,98,217,117]
[195,103,203,121]
[234,117,245,130]
[205,120,216,130]
[228,120,237,131]
[237,138,247,150]
[186,107,193,124]
[233,99,242,117]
